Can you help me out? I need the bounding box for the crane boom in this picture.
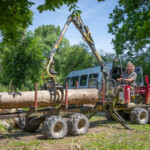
[43,14,132,130]
[47,14,109,82]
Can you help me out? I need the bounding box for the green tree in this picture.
[96,50,115,64]
[54,43,95,82]
[0,0,104,44]
[0,34,44,89]
[34,25,95,83]
[0,23,98,89]
[0,0,33,44]
[108,0,150,79]
[0,24,69,89]
[108,0,150,54]
[34,25,69,57]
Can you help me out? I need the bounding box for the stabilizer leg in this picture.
[109,106,132,130]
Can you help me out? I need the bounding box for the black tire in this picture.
[105,111,115,121]
[43,116,67,139]
[130,107,149,124]
[24,117,40,132]
[148,108,150,123]
[68,113,89,136]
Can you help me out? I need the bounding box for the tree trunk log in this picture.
[0,89,99,109]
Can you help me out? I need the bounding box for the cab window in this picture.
[80,75,87,86]
[88,74,98,86]
[70,76,79,87]
[89,74,98,80]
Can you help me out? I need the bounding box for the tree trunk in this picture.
[0,89,99,109]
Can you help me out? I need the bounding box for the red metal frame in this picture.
[34,83,38,110]
[65,83,68,109]
[76,81,78,107]
[134,75,149,95]
[145,75,150,104]
[133,75,150,104]
[76,81,78,90]
[102,82,105,103]
[124,85,130,104]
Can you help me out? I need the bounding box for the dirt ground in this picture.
[0,119,107,149]
[0,113,150,150]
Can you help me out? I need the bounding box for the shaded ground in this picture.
[0,113,150,150]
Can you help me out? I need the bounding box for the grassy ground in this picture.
[0,113,150,150]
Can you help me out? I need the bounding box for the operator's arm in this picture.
[117,78,134,83]
[124,72,137,83]
[117,72,137,83]
[124,78,134,83]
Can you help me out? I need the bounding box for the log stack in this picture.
[0,89,99,109]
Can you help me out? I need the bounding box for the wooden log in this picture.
[0,89,99,109]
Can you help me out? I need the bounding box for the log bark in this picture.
[0,89,99,109]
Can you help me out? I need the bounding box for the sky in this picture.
[28,0,119,53]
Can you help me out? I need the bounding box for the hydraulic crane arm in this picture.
[47,14,109,81]
[45,14,131,130]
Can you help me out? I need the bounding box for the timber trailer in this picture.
[0,14,150,139]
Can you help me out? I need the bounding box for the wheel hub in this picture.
[77,119,86,132]
[54,122,63,135]
[140,112,147,123]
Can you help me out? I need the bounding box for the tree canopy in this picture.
[0,0,104,45]
[108,0,150,79]
[0,24,95,89]
[108,0,150,55]
[0,0,33,44]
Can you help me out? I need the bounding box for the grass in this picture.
[0,123,6,132]
[0,113,150,150]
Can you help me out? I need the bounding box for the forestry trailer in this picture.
[0,14,150,139]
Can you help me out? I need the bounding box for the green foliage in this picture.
[37,0,104,14]
[34,25,69,57]
[0,34,45,90]
[54,43,95,82]
[108,0,150,79]
[0,123,7,132]
[0,24,95,89]
[108,0,150,54]
[0,0,34,44]
[37,0,79,15]
[0,0,105,45]
[96,50,115,65]
[33,25,95,83]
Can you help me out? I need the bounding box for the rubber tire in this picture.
[68,113,89,136]
[43,116,67,139]
[105,111,115,121]
[130,107,149,124]
[24,117,40,132]
[148,108,150,123]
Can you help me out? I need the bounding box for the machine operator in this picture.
[117,62,137,85]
